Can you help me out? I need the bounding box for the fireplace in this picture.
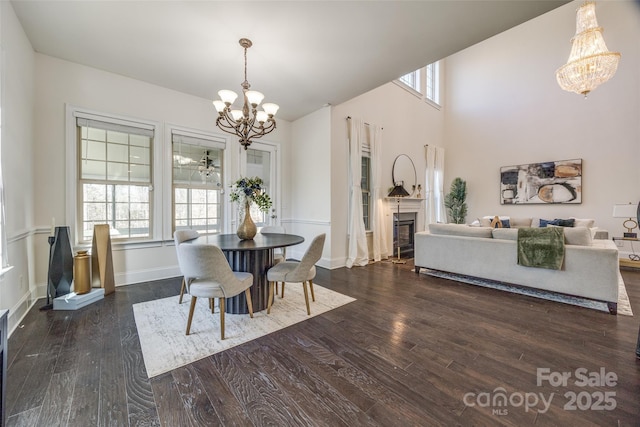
[393,212,416,259]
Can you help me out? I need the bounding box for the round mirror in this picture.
[392,154,416,194]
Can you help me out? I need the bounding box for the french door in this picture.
[240,141,279,228]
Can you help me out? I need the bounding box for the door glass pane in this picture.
[246,148,271,225]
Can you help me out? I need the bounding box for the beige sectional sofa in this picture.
[414,223,621,314]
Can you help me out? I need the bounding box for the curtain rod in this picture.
[346,116,383,130]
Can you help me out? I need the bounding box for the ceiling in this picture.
[11,0,569,122]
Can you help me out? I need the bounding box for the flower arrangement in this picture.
[229,176,272,212]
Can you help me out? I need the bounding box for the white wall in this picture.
[32,54,292,293]
[289,106,332,266]
[1,1,36,332]
[330,81,446,267]
[444,1,640,238]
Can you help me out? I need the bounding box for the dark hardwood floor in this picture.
[5,260,640,426]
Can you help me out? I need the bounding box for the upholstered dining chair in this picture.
[267,233,326,315]
[261,225,287,295]
[260,225,287,264]
[174,229,201,304]
[178,244,254,339]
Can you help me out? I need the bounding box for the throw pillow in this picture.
[489,216,510,228]
[563,227,593,246]
[571,217,596,228]
[555,218,575,227]
[539,219,560,227]
[510,217,532,228]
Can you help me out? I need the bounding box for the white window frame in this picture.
[164,125,227,239]
[394,61,442,110]
[65,105,163,248]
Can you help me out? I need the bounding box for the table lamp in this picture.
[613,203,638,239]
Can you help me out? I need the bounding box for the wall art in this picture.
[500,159,582,204]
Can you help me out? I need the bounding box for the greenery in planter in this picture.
[445,177,467,224]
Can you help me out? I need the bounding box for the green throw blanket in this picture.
[517,227,565,270]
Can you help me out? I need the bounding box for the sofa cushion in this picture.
[492,228,518,240]
[510,217,532,228]
[429,223,493,238]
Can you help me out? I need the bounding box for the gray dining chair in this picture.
[261,225,287,295]
[267,233,325,315]
[178,243,254,339]
[174,229,201,304]
[260,225,287,264]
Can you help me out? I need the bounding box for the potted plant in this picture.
[229,177,272,239]
[445,177,467,224]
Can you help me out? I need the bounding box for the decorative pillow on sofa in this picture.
[489,216,510,228]
[562,227,593,246]
[480,216,509,227]
[429,223,493,238]
[571,217,596,228]
[539,218,575,227]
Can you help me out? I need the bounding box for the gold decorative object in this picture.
[212,38,279,150]
[91,224,115,295]
[73,250,91,295]
[556,1,621,97]
[237,201,257,240]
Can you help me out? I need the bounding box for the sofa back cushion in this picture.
[429,223,493,238]
[562,226,593,246]
[492,228,518,240]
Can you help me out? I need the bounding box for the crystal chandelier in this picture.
[198,150,217,182]
[556,1,620,97]
[213,38,279,149]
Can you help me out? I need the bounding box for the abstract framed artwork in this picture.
[500,159,582,204]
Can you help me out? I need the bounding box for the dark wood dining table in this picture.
[190,233,304,314]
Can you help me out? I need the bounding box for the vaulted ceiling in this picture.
[11,0,569,121]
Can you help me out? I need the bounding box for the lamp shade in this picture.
[613,203,637,218]
[388,184,410,197]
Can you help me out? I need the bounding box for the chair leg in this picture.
[220,297,225,340]
[281,282,286,298]
[178,277,186,304]
[267,281,275,314]
[275,282,279,295]
[245,288,254,318]
[302,281,311,315]
[309,279,315,302]
[210,298,214,313]
[186,296,197,335]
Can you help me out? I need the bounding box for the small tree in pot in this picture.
[445,177,467,224]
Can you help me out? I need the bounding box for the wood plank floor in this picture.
[5,260,640,426]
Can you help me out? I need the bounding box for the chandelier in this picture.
[198,150,218,183]
[556,1,620,97]
[212,38,279,150]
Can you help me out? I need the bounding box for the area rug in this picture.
[133,284,355,378]
[424,270,633,316]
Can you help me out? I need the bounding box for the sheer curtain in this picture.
[425,145,447,225]
[346,118,368,268]
[370,124,388,262]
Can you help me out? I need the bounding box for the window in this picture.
[361,155,371,230]
[399,69,420,93]
[396,61,441,107]
[77,117,154,242]
[425,62,440,105]
[172,132,225,234]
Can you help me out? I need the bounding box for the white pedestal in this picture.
[53,288,105,310]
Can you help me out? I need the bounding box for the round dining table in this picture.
[190,233,304,314]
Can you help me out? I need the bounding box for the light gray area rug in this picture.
[425,270,633,316]
[133,284,355,378]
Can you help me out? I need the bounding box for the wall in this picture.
[289,106,332,266]
[330,81,446,267]
[32,54,292,294]
[444,1,640,239]
[0,1,36,332]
